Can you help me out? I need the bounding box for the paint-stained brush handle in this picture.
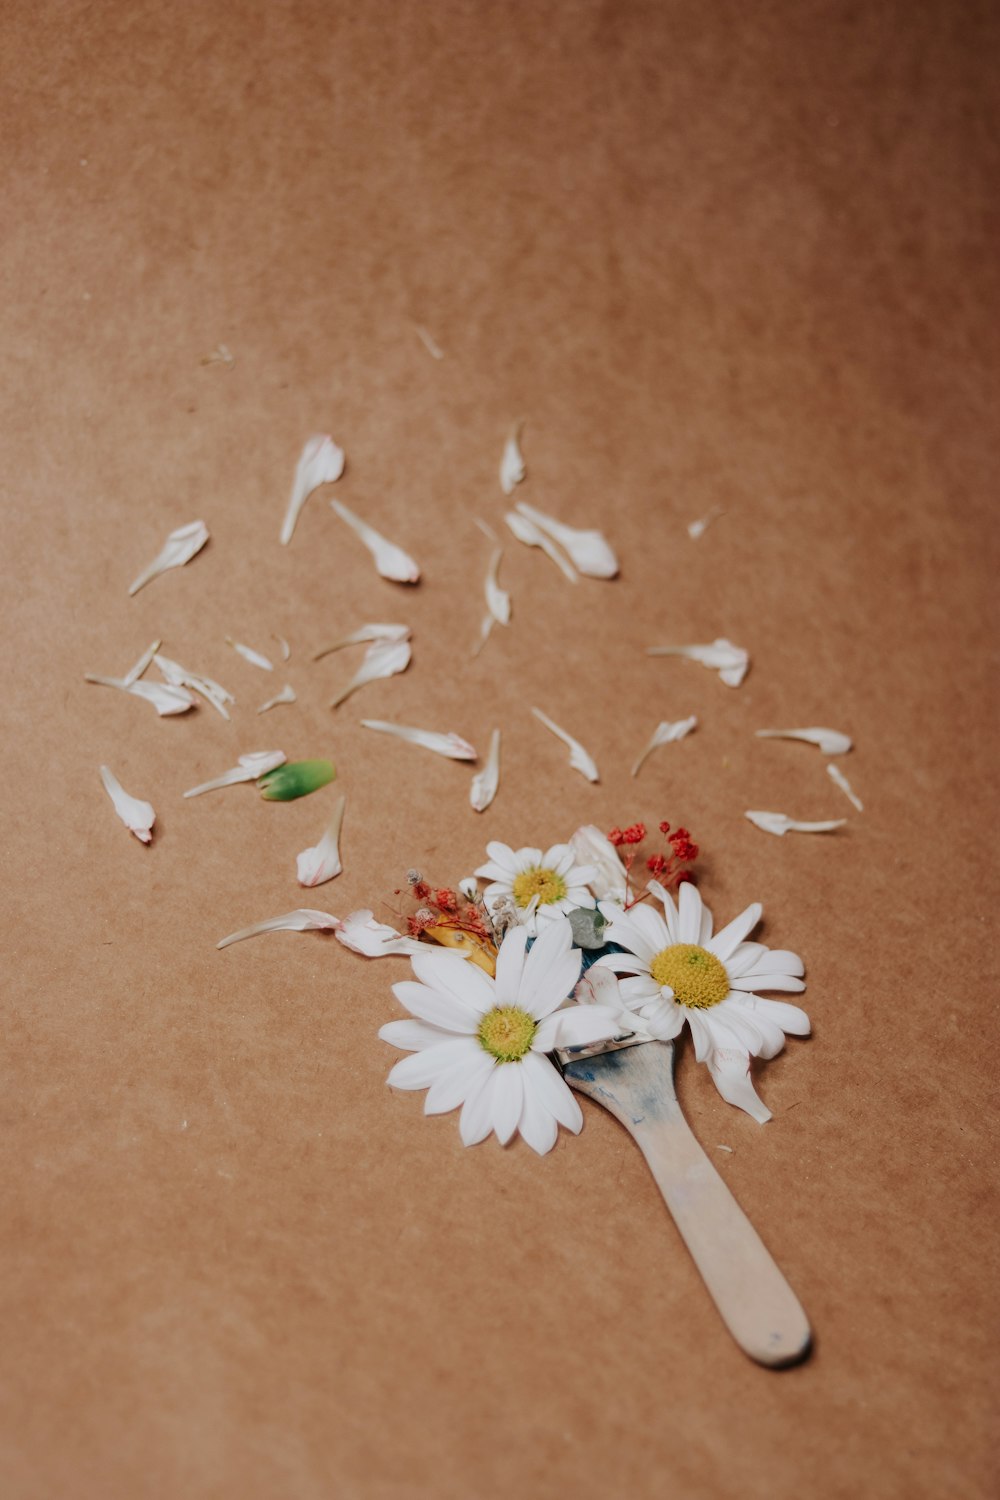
[565,1046,811,1367]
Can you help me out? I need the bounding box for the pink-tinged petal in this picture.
[378,1018,453,1051]
[491,1064,524,1144]
[705,1048,772,1123]
[573,965,625,1011]
[494,927,530,1007]
[533,1004,622,1052]
[731,994,811,1036]
[425,1045,493,1114]
[520,1051,583,1133]
[389,980,479,1033]
[459,1066,498,1145]
[409,949,496,1016]
[518,919,582,1018]
[517,1087,560,1155]
[709,903,763,962]
[677,880,706,943]
[386,1040,472,1091]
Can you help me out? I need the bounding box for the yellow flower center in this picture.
[478,1006,537,1062]
[511,867,567,909]
[649,943,730,1009]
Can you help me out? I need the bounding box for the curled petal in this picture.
[499,423,525,495]
[362,720,477,761]
[647,638,749,688]
[314,623,410,660]
[257,684,296,714]
[273,634,292,662]
[337,909,422,957]
[330,639,411,708]
[505,509,578,583]
[531,707,599,782]
[217,908,340,949]
[631,716,698,777]
[485,547,511,625]
[281,434,345,545]
[756,727,853,755]
[183,750,286,798]
[827,762,863,811]
[100,764,155,843]
[705,1047,772,1124]
[85,671,196,716]
[744,810,846,837]
[470,729,501,812]
[331,500,420,583]
[128,520,209,596]
[154,653,234,719]
[296,796,345,887]
[515,501,619,580]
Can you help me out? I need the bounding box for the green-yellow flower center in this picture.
[478,1006,537,1062]
[649,943,730,1009]
[511,867,567,909]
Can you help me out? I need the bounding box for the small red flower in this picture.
[435,888,459,913]
[623,822,646,845]
[607,826,625,847]
[658,820,671,836]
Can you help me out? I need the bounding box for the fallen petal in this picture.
[647,637,749,688]
[227,638,275,671]
[128,520,209,596]
[273,634,292,662]
[297,795,345,886]
[154,653,234,719]
[706,1047,772,1124]
[100,764,155,843]
[631,716,698,777]
[414,324,444,360]
[744,810,847,837]
[531,706,599,782]
[336,909,423,957]
[470,729,501,812]
[217,908,341,949]
[85,672,197,716]
[258,758,336,801]
[329,637,412,708]
[485,547,511,625]
[184,749,286,798]
[687,507,724,541]
[123,640,161,685]
[331,500,420,583]
[361,720,477,760]
[569,825,629,902]
[472,612,495,658]
[314,623,410,660]
[756,727,853,755]
[515,501,619,580]
[499,424,526,495]
[505,509,578,583]
[257,684,297,714]
[827,763,864,812]
[280,434,345,545]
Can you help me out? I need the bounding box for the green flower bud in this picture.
[257,759,336,801]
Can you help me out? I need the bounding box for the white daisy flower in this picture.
[379,919,621,1154]
[474,840,597,935]
[595,881,809,1123]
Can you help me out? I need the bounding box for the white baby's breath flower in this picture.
[631,716,698,777]
[184,750,286,799]
[329,638,412,708]
[100,765,155,844]
[827,763,863,811]
[499,424,525,495]
[531,707,599,782]
[361,720,477,760]
[470,729,501,812]
[296,796,345,887]
[280,434,345,545]
[756,727,852,755]
[515,502,619,580]
[595,881,809,1123]
[647,638,749,688]
[380,919,621,1154]
[331,500,420,583]
[475,841,597,936]
[744,810,846,837]
[128,520,209,596]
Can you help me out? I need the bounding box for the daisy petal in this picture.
[491,1063,524,1144]
[335,910,422,958]
[390,980,480,1033]
[409,949,496,1016]
[330,639,412,708]
[744,810,846,836]
[602,902,668,964]
[514,501,619,580]
[569,825,628,902]
[531,707,599,782]
[128,519,209,596]
[313,623,411,659]
[424,1045,494,1114]
[518,918,581,1017]
[520,1051,582,1133]
[470,729,501,812]
[280,434,345,545]
[499,424,526,495]
[331,500,420,583]
[361,719,476,760]
[756,727,852,755]
[296,796,345,887]
[647,637,749,688]
[533,1004,621,1052]
[216,908,339,948]
[505,509,579,583]
[388,1039,474,1091]
[731,994,811,1037]
[709,902,762,962]
[460,1067,499,1146]
[828,762,864,811]
[517,1086,559,1155]
[677,880,706,944]
[631,716,698,777]
[494,926,530,1007]
[378,1018,452,1050]
[705,1047,772,1123]
[728,972,806,993]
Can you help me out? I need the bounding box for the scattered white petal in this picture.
[647,637,749,688]
[257,684,297,714]
[631,716,698,777]
[297,796,345,887]
[485,547,511,625]
[472,612,495,658]
[313,623,410,660]
[123,640,161,686]
[414,324,444,360]
[100,765,155,844]
[226,638,275,672]
[756,727,852,755]
[499,424,525,495]
[531,707,599,782]
[361,720,477,760]
[184,750,286,799]
[280,434,345,546]
[515,502,619,580]
[154,653,235,720]
[128,520,209,596]
[717,1144,734,1153]
[744,810,847,837]
[336,909,422,957]
[217,908,341,949]
[85,671,196,716]
[827,763,864,812]
[470,729,501,812]
[273,634,292,662]
[330,638,411,708]
[200,344,234,369]
[687,507,724,540]
[474,517,499,543]
[505,509,579,583]
[331,500,420,584]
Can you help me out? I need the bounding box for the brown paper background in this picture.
[3,2,998,1496]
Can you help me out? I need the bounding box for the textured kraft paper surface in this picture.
[2,3,998,1497]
